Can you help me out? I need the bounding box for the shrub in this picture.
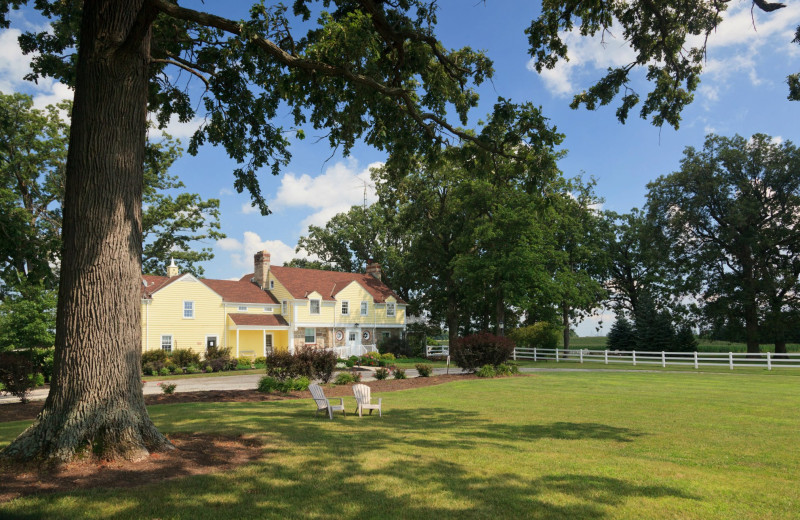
[495,363,514,376]
[142,362,158,376]
[292,376,311,391]
[159,367,170,376]
[393,367,407,380]
[380,352,395,361]
[254,356,267,369]
[170,348,201,368]
[185,364,201,374]
[165,361,178,374]
[258,375,310,393]
[31,347,55,383]
[352,371,362,382]
[476,365,496,378]
[378,336,414,357]
[0,353,40,403]
[451,332,515,372]
[205,345,234,371]
[257,376,280,393]
[237,357,253,370]
[141,350,168,373]
[297,346,337,383]
[158,382,177,395]
[510,322,559,350]
[345,359,355,368]
[374,367,390,380]
[673,324,698,352]
[415,364,432,377]
[358,351,382,367]
[334,372,356,385]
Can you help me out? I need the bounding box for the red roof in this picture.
[140,274,278,305]
[228,313,289,326]
[201,279,279,304]
[141,275,176,298]
[239,265,406,304]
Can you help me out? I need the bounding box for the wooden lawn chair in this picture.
[309,383,345,420]
[353,383,382,417]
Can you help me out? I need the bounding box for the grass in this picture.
[2,372,799,519]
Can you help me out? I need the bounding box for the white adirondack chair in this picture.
[353,384,382,417]
[309,383,345,420]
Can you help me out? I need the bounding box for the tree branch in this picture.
[150,58,210,88]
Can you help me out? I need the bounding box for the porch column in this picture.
[236,329,240,358]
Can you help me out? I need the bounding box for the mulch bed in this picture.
[0,374,480,503]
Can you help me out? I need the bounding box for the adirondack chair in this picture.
[309,384,345,420]
[352,384,382,417]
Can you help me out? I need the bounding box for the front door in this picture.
[347,329,358,357]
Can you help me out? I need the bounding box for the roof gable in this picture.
[239,265,406,304]
[141,274,277,304]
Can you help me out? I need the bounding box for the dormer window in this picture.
[386,302,395,317]
[238,305,247,312]
[269,280,275,289]
[310,299,320,314]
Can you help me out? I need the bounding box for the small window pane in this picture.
[341,301,349,315]
[161,335,173,352]
[238,305,247,311]
[305,328,315,343]
[349,332,356,342]
[183,301,194,318]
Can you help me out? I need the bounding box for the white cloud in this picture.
[148,113,205,141]
[219,188,233,196]
[240,203,259,215]
[271,158,383,231]
[216,232,311,273]
[0,28,74,108]
[704,125,717,134]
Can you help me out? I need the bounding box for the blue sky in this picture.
[1,1,799,334]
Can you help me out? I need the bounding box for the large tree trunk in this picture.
[1,0,172,463]
[562,301,571,351]
[742,260,761,356]
[495,287,505,336]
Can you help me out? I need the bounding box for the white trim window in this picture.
[310,299,320,314]
[161,335,173,352]
[386,302,396,317]
[238,305,247,312]
[282,300,288,315]
[304,327,316,344]
[361,301,368,316]
[205,335,218,350]
[269,280,275,289]
[183,300,195,319]
[341,300,349,315]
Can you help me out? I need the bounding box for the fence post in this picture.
[513,348,517,361]
[446,355,450,375]
[767,351,772,371]
[604,350,608,365]
[534,348,537,362]
[694,351,698,369]
[580,349,584,364]
[632,350,637,366]
[729,351,733,370]
[556,348,559,363]
[661,351,666,368]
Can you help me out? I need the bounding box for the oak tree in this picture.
[0,0,507,462]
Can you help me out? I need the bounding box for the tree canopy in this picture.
[529,1,799,128]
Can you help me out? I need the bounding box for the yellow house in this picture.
[141,251,407,359]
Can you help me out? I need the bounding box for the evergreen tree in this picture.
[634,293,675,352]
[606,315,637,351]
[673,324,698,353]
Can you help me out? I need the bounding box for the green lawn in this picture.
[2,372,799,519]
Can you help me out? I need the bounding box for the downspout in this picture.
[145,300,149,352]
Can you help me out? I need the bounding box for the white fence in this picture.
[426,344,449,357]
[512,347,800,370]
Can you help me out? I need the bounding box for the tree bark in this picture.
[742,257,761,355]
[1,0,173,463]
[562,301,570,351]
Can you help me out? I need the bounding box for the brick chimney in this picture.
[166,258,179,277]
[366,259,382,282]
[254,250,271,288]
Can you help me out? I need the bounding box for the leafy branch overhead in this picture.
[1,0,513,214]
[527,0,796,128]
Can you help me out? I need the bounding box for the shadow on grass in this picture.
[0,401,674,519]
